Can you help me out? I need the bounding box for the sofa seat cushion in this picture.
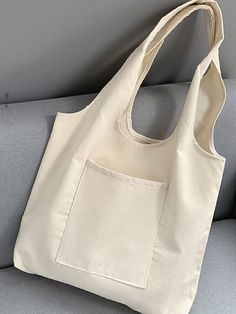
[190,219,236,313]
[0,269,136,314]
[0,219,235,314]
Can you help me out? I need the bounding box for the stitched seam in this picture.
[54,159,89,262]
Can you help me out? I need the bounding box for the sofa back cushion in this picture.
[0,79,235,268]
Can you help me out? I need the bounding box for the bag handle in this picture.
[124,0,224,127]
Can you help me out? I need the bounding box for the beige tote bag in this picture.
[14,0,226,313]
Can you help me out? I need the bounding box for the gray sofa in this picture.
[0,79,235,313]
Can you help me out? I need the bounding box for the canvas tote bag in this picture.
[14,0,226,313]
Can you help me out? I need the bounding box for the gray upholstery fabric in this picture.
[0,79,235,268]
[190,219,236,313]
[0,219,235,314]
[0,269,137,314]
[233,195,236,219]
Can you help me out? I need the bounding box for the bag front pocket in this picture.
[55,157,168,288]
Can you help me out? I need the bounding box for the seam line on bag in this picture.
[54,158,89,263]
[144,184,169,287]
[88,158,168,190]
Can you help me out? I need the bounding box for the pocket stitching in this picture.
[88,158,168,190]
[55,155,169,288]
[55,157,89,263]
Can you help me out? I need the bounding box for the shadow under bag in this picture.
[14,0,227,313]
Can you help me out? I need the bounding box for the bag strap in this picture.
[123,0,225,136]
[127,0,223,95]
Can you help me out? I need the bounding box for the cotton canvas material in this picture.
[13,0,226,313]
